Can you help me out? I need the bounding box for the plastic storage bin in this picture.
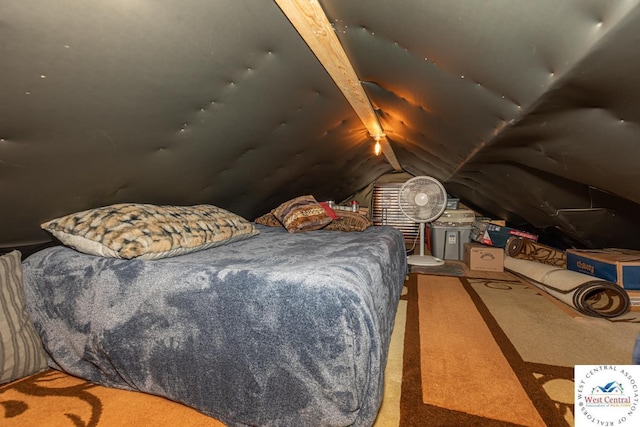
[430,224,473,261]
[433,208,475,225]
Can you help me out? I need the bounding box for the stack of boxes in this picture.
[467,221,640,310]
[429,200,539,273]
[437,203,640,309]
[464,219,539,273]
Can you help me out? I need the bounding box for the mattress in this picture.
[22,224,407,426]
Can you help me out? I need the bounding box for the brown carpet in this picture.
[3,272,639,426]
[418,276,545,426]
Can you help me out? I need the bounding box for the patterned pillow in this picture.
[1,251,48,384]
[254,212,283,228]
[271,195,333,233]
[323,210,373,232]
[41,203,259,260]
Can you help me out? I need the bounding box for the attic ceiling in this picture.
[2,0,640,250]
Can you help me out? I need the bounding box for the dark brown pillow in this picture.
[323,210,372,232]
[271,195,333,233]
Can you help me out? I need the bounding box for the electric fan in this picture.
[398,176,448,266]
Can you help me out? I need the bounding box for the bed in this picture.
[21,221,407,427]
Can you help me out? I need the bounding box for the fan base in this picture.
[407,254,445,266]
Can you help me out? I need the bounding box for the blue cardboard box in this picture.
[566,249,640,290]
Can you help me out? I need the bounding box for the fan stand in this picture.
[408,222,445,266]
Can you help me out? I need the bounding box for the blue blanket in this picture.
[22,224,407,426]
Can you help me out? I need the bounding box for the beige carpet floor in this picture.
[395,273,640,427]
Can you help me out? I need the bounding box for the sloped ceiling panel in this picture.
[448,2,640,248]
[322,0,640,247]
[0,0,391,247]
[2,0,640,249]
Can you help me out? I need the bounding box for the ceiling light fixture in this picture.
[275,0,401,170]
[373,134,385,156]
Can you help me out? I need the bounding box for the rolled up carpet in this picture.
[505,237,566,267]
[504,255,630,318]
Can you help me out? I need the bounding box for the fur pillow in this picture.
[324,210,373,232]
[255,212,284,228]
[41,203,259,259]
[271,195,332,233]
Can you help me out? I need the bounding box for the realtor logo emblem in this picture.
[575,365,640,426]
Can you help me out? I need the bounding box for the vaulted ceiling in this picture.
[2,0,640,250]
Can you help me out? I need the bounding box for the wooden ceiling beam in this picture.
[274,0,402,171]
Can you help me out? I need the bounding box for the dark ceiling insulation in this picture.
[1,0,640,250]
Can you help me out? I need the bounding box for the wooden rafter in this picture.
[274,0,402,171]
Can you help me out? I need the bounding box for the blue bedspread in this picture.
[22,224,407,426]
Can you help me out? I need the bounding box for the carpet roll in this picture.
[505,237,566,267]
[504,256,630,318]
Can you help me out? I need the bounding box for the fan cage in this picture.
[398,177,447,223]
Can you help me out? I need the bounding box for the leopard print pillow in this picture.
[41,203,259,259]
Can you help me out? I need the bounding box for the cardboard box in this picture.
[470,221,538,248]
[566,249,640,290]
[463,243,504,272]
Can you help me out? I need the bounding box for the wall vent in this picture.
[371,182,419,245]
